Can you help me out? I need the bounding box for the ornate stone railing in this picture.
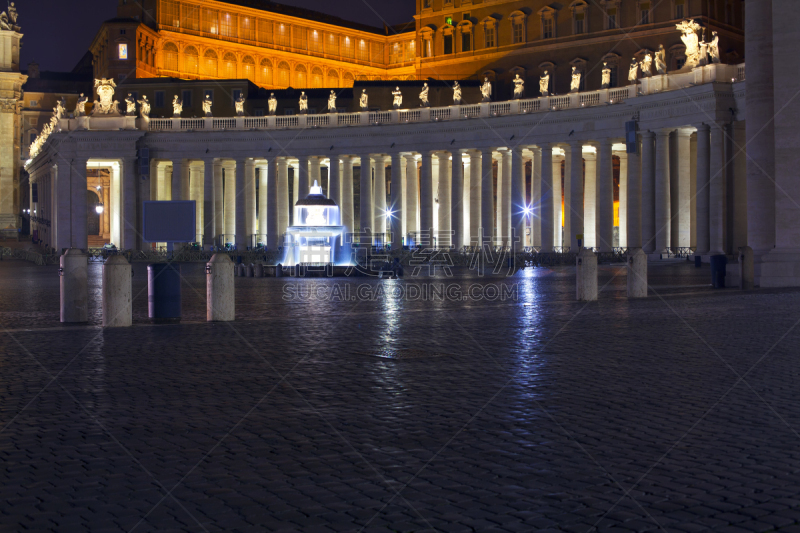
[28,62,744,158]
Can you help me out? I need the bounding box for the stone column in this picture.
[171,159,184,207]
[204,159,215,247]
[359,154,373,241]
[469,151,482,246]
[309,156,321,191]
[213,160,224,243]
[405,154,419,239]
[258,163,268,239]
[532,148,542,247]
[654,129,672,253]
[709,124,725,255]
[390,153,404,249]
[461,153,470,247]
[189,162,204,244]
[541,145,554,252]
[502,150,513,247]
[744,0,775,258]
[437,152,452,248]
[245,159,256,246]
[480,148,494,246]
[451,151,464,249]
[627,141,642,249]
[761,0,800,286]
[72,158,89,250]
[583,149,597,248]
[277,158,290,244]
[374,156,388,237]
[328,157,341,222]
[223,161,235,237]
[267,158,279,249]
[341,156,355,237]
[121,157,136,250]
[618,152,628,248]
[695,124,711,255]
[552,152,563,249]
[641,132,656,253]
[675,129,692,248]
[597,139,614,252]
[563,148,571,250]
[297,156,310,200]
[420,152,434,246]
[510,146,525,253]
[235,161,247,249]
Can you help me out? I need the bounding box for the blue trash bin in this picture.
[147,263,181,323]
[710,255,727,288]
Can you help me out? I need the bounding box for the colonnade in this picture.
[26,119,742,260]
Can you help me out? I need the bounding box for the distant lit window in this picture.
[445,16,453,26]
[118,44,128,60]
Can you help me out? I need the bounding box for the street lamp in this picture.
[95,203,104,214]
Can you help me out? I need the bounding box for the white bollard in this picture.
[627,248,648,298]
[576,248,598,301]
[102,255,132,327]
[60,248,88,323]
[207,253,235,322]
[739,246,754,290]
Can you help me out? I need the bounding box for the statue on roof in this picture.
[235,93,245,116]
[628,58,639,84]
[513,74,524,99]
[299,91,308,114]
[570,66,582,92]
[125,93,136,116]
[392,87,402,109]
[539,71,550,96]
[601,63,611,89]
[453,81,462,105]
[268,93,277,115]
[655,45,667,74]
[419,83,430,107]
[0,2,18,31]
[480,77,492,102]
[138,95,150,118]
[75,94,88,117]
[203,94,213,117]
[708,31,721,64]
[92,78,120,115]
[172,95,182,117]
[676,19,702,69]
[640,53,653,77]
[328,90,337,113]
[359,89,368,110]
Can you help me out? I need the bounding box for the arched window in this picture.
[343,71,355,87]
[223,52,237,78]
[441,24,455,55]
[259,58,273,85]
[420,28,434,58]
[356,74,368,81]
[405,74,416,80]
[311,66,323,88]
[277,61,290,86]
[203,49,218,77]
[294,64,307,87]
[163,42,179,71]
[242,56,255,81]
[183,46,199,75]
[327,69,339,88]
[457,21,473,52]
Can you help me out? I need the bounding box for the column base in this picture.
[757,249,800,287]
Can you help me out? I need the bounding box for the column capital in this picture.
[655,128,674,137]
[694,122,712,132]
[641,130,656,139]
[568,140,583,149]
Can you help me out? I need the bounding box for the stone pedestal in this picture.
[576,248,598,301]
[207,254,235,322]
[60,248,88,323]
[627,248,648,298]
[102,255,132,327]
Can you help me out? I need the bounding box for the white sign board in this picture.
[143,201,196,243]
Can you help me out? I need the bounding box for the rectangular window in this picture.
[608,9,617,28]
[357,39,369,61]
[310,29,323,53]
[342,36,355,59]
[276,23,290,47]
[183,5,200,31]
[155,91,165,108]
[257,19,273,44]
[640,3,651,24]
[463,13,471,20]
[120,29,126,35]
[327,33,340,56]
[118,43,128,60]
[30,100,38,107]
[462,32,471,52]
[118,74,127,81]
[29,133,36,145]
[371,41,384,63]
[485,25,495,48]
[542,18,554,38]
[444,34,453,54]
[240,16,255,41]
[422,38,432,58]
[423,0,432,8]
[513,22,524,43]
[182,90,192,108]
[159,0,180,28]
[610,66,618,87]
[676,0,685,19]
[293,26,308,51]
[219,12,237,38]
[575,14,585,34]
[390,42,401,63]
[202,8,219,35]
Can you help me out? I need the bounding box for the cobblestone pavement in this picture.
[2,259,800,532]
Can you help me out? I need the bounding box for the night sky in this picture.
[20,0,416,73]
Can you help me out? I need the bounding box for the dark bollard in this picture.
[710,255,727,289]
[147,263,181,323]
